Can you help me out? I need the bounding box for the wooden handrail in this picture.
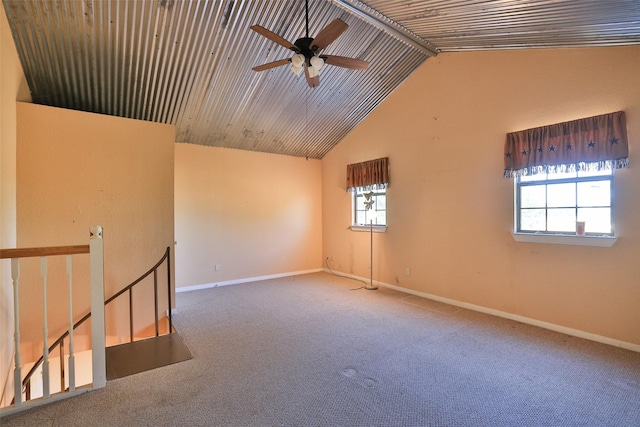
[18,246,172,398]
[0,245,90,259]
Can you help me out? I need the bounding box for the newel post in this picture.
[89,226,106,389]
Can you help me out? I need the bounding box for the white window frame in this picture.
[512,168,617,247]
[350,188,387,232]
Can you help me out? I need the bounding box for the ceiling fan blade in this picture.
[252,58,291,72]
[250,25,298,52]
[304,64,320,88]
[323,55,369,70]
[310,18,348,52]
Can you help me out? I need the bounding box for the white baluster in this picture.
[11,258,22,406]
[90,226,106,389]
[66,255,75,392]
[40,257,50,398]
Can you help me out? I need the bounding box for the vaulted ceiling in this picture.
[4,0,640,158]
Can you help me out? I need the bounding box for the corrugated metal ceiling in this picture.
[4,0,640,158]
[366,0,640,50]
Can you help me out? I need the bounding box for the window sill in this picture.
[351,225,387,233]
[511,232,617,247]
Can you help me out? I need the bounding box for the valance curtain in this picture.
[346,157,389,192]
[503,111,629,178]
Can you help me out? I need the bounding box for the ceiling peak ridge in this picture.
[329,0,440,56]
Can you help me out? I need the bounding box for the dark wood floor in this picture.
[105,333,192,380]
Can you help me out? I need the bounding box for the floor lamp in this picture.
[365,219,378,290]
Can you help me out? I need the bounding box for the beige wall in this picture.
[16,103,175,358]
[0,0,31,406]
[175,143,322,288]
[322,46,640,348]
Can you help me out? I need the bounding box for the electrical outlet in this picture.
[215,264,221,271]
[405,268,411,276]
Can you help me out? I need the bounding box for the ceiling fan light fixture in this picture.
[310,55,325,73]
[291,53,305,67]
[291,64,304,76]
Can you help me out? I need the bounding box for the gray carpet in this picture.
[3,272,640,426]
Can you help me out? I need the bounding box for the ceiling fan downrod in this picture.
[305,0,310,38]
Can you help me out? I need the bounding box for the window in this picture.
[346,157,389,231]
[504,111,628,245]
[516,168,613,235]
[353,188,386,226]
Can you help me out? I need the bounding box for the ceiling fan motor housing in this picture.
[294,37,317,62]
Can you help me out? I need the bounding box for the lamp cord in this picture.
[324,257,368,290]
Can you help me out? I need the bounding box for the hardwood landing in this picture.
[106,333,192,380]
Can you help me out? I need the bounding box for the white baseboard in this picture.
[176,268,324,293]
[323,269,640,354]
[1,385,93,417]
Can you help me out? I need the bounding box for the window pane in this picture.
[372,211,385,225]
[359,210,384,226]
[578,169,612,178]
[353,189,387,226]
[547,183,576,207]
[364,210,372,224]
[515,168,613,236]
[520,173,546,182]
[520,185,546,208]
[547,208,576,232]
[577,180,610,207]
[547,170,577,180]
[578,208,611,234]
[520,209,546,231]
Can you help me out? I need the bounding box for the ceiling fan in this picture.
[250,0,369,88]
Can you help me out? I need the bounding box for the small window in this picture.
[353,188,386,226]
[516,168,613,235]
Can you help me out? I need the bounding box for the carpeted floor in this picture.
[3,272,640,426]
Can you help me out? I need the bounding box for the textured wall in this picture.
[16,103,175,359]
[174,143,322,288]
[322,46,640,348]
[0,0,31,406]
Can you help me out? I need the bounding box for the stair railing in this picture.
[9,245,172,409]
[0,226,106,416]
[104,246,172,342]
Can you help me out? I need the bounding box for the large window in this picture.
[504,111,628,243]
[516,168,613,235]
[353,188,386,226]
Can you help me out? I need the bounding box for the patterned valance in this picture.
[503,111,629,178]
[346,157,389,192]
